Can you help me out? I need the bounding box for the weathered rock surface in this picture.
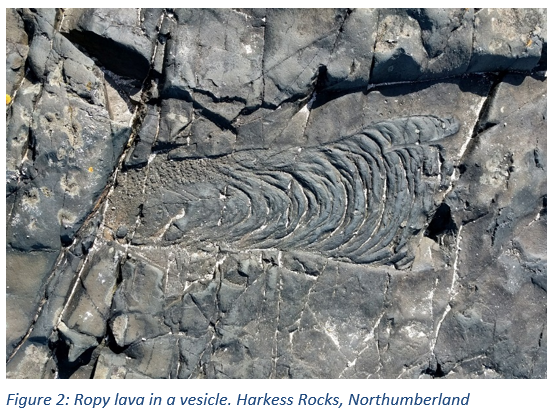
[6,8,546,379]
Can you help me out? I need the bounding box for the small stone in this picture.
[115,226,128,239]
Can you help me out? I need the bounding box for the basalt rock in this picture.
[6,8,546,379]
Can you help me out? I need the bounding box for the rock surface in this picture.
[6,8,546,379]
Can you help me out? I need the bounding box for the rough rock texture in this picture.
[6,8,546,379]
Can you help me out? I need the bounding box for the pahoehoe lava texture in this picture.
[152,116,459,267]
[6,8,547,379]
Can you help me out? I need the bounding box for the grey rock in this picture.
[167,117,236,160]
[6,8,547,380]
[5,8,130,370]
[111,313,169,347]
[235,102,304,152]
[468,8,545,73]
[155,99,194,150]
[409,8,474,78]
[480,73,546,129]
[123,335,179,378]
[263,9,346,105]
[6,9,29,96]
[17,8,57,79]
[436,83,547,379]
[162,9,264,120]
[62,244,120,338]
[370,9,475,83]
[6,249,58,358]
[6,343,54,379]
[136,115,460,269]
[325,9,378,91]
[93,349,129,379]
[58,322,99,363]
[371,10,429,83]
[115,225,128,238]
[60,8,158,80]
[112,256,165,316]
[125,105,159,168]
[6,80,42,196]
